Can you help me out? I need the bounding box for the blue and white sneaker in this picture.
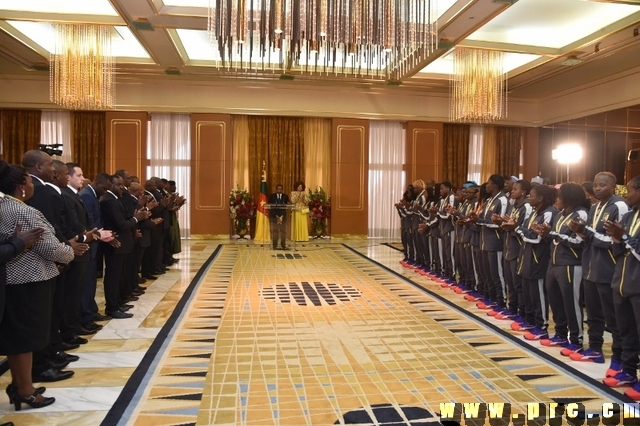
[524,327,549,341]
[569,348,605,364]
[540,335,568,347]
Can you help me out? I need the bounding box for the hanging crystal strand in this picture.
[219,0,226,67]
[283,0,292,70]
[430,0,437,56]
[351,0,359,75]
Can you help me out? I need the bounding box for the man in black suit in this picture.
[22,150,87,382]
[115,169,146,297]
[268,184,289,250]
[50,161,99,361]
[128,181,158,291]
[63,163,102,337]
[141,179,167,278]
[79,173,112,327]
[100,175,150,318]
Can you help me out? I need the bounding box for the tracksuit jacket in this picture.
[582,196,629,283]
[504,200,532,262]
[548,208,588,266]
[516,206,556,280]
[477,192,509,252]
[611,207,640,297]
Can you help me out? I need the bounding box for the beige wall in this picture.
[2,65,640,126]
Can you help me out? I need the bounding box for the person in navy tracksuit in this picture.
[537,183,589,350]
[473,175,509,309]
[512,185,557,338]
[603,175,640,393]
[496,180,532,321]
[568,172,628,376]
[437,182,458,280]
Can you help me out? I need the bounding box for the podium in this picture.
[262,203,298,251]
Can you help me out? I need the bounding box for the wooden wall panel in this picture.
[331,119,369,237]
[105,111,147,179]
[405,122,443,184]
[190,114,232,237]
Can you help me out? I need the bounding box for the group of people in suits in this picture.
[397,172,640,400]
[0,150,186,414]
[267,181,310,249]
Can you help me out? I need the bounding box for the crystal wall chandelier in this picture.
[450,48,506,123]
[50,24,115,110]
[207,0,437,79]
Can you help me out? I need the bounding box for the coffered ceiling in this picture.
[0,0,639,110]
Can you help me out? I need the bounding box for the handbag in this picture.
[301,207,310,215]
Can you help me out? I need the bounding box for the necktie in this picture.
[278,194,281,202]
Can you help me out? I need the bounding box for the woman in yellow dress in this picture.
[290,181,309,242]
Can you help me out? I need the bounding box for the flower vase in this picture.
[313,220,325,238]
[234,219,249,238]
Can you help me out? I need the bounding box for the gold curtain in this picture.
[442,123,470,188]
[232,115,250,189]
[480,125,522,183]
[495,126,522,177]
[303,118,332,195]
[247,116,305,200]
[1,109,41,165]
[71,111,105,180]
[481,125,498,183]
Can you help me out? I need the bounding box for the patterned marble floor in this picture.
[0,239,632,426]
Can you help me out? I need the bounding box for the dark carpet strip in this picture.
[381,242,404,252]
[101,245,223,426]
[342,244,635,404]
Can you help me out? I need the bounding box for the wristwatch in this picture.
[622,234,629,242]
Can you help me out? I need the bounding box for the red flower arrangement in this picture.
[229,186,256,235]
[308,187,331,236]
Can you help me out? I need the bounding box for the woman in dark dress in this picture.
[0,161,74,410]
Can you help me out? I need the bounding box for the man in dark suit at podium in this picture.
[268,184,289,250]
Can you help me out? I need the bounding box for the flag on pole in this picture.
[253,163,270,242]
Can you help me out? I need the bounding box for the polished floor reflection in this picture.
[0,239,627,425]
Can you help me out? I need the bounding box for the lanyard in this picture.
[630,210,640,237]
[555,212,573,233]
[483,192,500,216]
[527,209,539,228]
[591,199,611,228]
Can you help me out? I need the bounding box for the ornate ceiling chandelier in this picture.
[207,0,437,80]
[450,47,506,123]
[50,24,115,110]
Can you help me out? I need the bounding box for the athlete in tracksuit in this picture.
[603,176,640,393]
[437,182,457,280]
[539,183,589,349]
[460,187,479,293]
[475,175,509,309]
[410,182,428,268]
[465,184,488,302]
[397,187,414,262]
[567,172,628,374]
[427,184,442,274]
[497,180,532,321]
[514,184,557,339]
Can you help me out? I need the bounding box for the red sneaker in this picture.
[625,382,640,400]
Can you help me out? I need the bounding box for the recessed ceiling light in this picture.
[561,55,583,66]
